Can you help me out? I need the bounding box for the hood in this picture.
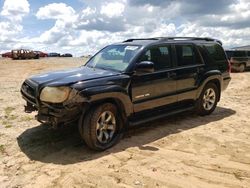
[29,66,119,86]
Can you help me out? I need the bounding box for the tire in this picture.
[78,103,124,151]
[239,63,246,72]
[196,83,219,116]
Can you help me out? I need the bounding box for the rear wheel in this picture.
[196,83,219,116]
[78,103,124,151]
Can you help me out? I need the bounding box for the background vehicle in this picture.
[1,52,12,58]
[225,50,250,72]
[21,37,231,150]
[34,51,48,58]
[61,53,73,57]
[12,49,39,60]
[48,52,60,57]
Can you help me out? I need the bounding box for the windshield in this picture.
[86,45,141,72]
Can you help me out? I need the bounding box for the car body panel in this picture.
[131,69,177,112]
[29,66,120,87]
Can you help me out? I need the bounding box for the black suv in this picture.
[21,37,231,150]
[225,50,250,72]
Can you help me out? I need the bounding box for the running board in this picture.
[129,106,194,127]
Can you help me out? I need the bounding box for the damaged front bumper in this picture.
[35,102,83,127]
[21,81,87,127]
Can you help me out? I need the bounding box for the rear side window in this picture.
[248,51,250,56]
[140,45,172,71]
[204,44,227,61]
[175,45,202,66]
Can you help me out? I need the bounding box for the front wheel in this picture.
[78,103,124,151]
[196,83,219,116]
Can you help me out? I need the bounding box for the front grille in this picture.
[22,82,35,96]
[21,82,37,105]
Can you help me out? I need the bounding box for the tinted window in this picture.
[233,51,247,57]
[175,45,201,66]
[140,45,172,71]
[225,50,233,59]
[248,51,250,56]
[204,44,226,61]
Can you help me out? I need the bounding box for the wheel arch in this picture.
[196,74,222,101]
[78,85,133,118]
[88,97,128,122]
[207,79,221,101]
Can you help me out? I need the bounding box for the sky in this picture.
[0,0,250,56]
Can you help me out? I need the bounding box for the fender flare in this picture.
[79,85,133,117]
[196,71,222,100]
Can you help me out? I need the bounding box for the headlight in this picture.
[40,87,71,103]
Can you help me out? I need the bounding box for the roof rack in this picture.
[123,37,222,45]
[123,38,161,42]
[163,37,222,45]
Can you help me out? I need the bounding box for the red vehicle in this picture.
[1,52,12,58]
[34,51,48,58]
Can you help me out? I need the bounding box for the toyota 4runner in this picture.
[21,37,231,150]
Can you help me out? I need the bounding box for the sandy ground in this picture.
[0,57,250,188]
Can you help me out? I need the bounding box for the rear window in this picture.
[204,44,227,61]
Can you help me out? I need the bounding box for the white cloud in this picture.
[100,2,125,18]
[0,0,30,52]
[1,0,250,56]
[36,3,76,21]
[33,0,250,56]
[1,0,30,21]
[0,21,22,41]
[35,3,78,48]
[81,7,97,17]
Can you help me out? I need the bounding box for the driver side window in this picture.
[140,45,172,71]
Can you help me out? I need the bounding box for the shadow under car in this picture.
[17,106,236,165]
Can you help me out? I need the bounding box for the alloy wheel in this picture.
[96,111,116,144]
[203,88,216,111]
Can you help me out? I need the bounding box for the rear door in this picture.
[173,44,204,102]
[131,44,177,112]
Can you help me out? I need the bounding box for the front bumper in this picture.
[21,80,84,126]
[35,103,82,126]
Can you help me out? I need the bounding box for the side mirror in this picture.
[136,61,154,73]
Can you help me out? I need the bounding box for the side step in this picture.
[129,106,194,127]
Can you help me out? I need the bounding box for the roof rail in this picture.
[123,37,222,45]
[123,38,161,42]
[163,37,222,45]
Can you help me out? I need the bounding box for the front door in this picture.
[131,45,177,113]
